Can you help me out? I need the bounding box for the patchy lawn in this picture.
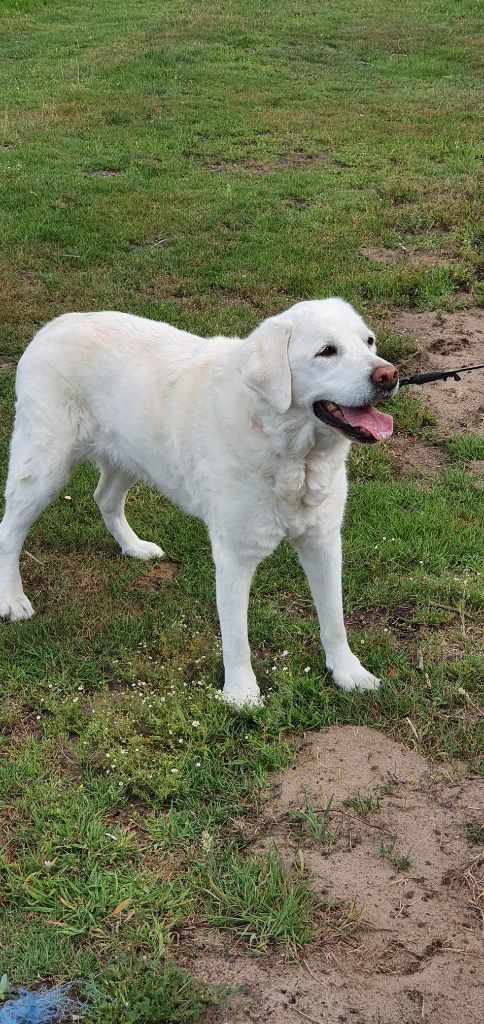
[0,1,482,1021]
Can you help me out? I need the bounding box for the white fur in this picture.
[0,298,396,706]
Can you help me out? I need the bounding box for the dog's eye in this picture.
[316,345,337,358]
[367,336,375,347]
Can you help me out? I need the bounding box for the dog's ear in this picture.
[240,318,292,414]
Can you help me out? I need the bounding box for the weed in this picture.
[379,836,412,872]
[344,782,393,816]
[344,790,381,816]
[463,821,484,845]
[287,795,340,843]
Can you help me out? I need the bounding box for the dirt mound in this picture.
[388,308,484,437]
[181,727,483,1024]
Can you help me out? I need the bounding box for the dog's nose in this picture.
[371,363,399,389]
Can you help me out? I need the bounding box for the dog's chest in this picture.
[272,450,346,535]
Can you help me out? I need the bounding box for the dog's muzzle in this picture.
[313,394,396,443]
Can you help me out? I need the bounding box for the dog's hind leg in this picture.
[0,414,74,621]
[94,461,164,560]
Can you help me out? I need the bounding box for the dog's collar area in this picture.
[313,400,393,443]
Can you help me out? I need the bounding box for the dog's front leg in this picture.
[212,541,261,708]
[291,529,380,693]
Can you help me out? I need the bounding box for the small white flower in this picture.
[192,720,200,728]
[195,761,201,767]
[304,666,310,673]
[171,768,178,774]
[282,650,289,657]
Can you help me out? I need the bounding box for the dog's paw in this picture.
[0,592,35,622]
[222,673,262,709]
[333,667,381,693]
[122,540,164,561]
[222,688,263,709]
[329,652,380,694]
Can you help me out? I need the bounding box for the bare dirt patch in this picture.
[129,559,180,590]
[209,150,337,174]
[344,600,419,638]
[0,358,15,374]
[386,434,449,477]
[180,727,483,1024]
[468,459,484,481]
[361,245,456,267]
[388,308,484,437]
[89,168,124,177]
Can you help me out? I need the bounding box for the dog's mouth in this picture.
[313,400,393,443]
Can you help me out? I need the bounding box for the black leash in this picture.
[399,363,484,387]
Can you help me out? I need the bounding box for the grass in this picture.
[202,847,320,952]
[287,796,340,843]
[343,783,393,817]
[379,836,412,873]
[463,822,484,845]
[442,433,484,462]
[0,0,483,1020]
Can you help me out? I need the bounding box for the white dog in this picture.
[0,298,398,706]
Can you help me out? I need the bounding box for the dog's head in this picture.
[240,298,398,443]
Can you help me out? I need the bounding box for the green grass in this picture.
[287,796,340,843]
[379,836,412,873]
[343,784,393,816]
[442,433,484,462]
[463,822,484,845]
[202,847,319,952]
[0,0,483,1020]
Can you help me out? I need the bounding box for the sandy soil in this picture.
[388,308,484,437]
[386,434,449,478]
[179,727,483,1024]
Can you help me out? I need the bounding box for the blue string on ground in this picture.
[0,984,86,1023]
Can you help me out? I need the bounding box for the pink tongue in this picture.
[339,404,393,441]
